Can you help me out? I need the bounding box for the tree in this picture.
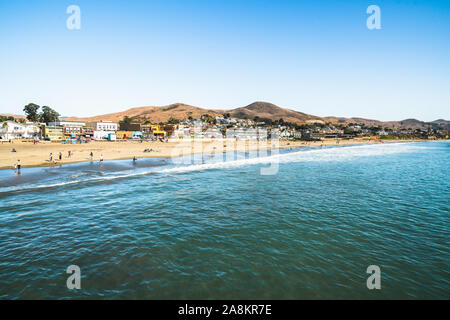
[2,122,9,140]
[344,128,355,135]
[167,117,179,124]
[40,106,60,124]
[122,116,132,124]
[23,103,40,122]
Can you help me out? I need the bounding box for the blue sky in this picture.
[0,0,449,121]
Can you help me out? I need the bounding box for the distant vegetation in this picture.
[0,115,15,122]
[23,103,60,124]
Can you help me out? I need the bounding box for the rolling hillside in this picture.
[66,102,321,125]
[64,101,449,129]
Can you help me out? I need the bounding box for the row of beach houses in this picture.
[0,120,176,142]
[0,118,345,142]
[0,115,282,141]
[0,119,260,141]
[4,115,433,142]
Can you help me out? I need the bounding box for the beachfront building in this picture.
[116,131,131,139]
[94,131,116,141]
[86,121,118,132]
[0,121,40,140]
[116,131,143,139]
[203,128,223,139]
[188,126,203,139]
[141,125,165,138]
[171,126,190,139]
[227,128,265,140]
[48,120,85,138]
[83,126,94,139]
[85,121,118,141]
[48,120,85,127]
[44,126,65,141]
[163,125,175,137]
[119,123,141,131]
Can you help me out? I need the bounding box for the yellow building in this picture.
[116,131,134,139]
[44,126,65,141]
[141,125,165,137]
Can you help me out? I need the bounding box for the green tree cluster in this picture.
[23,103,60,124]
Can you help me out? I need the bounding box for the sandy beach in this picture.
[0,138,424,170]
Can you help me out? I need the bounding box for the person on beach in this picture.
[49,153,53,162]
[68,151,72,158]
[90,152,93,161]
[14,160,21,175]
[99,154,103,162]
[133,156,137,163]
[59,152,62,161]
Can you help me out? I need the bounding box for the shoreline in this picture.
[0,138,439,170]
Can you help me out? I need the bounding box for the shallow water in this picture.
[0,141,448,299]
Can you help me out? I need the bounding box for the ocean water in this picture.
[0,141,448,299]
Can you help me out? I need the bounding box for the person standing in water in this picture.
[16,160,21,175]
[99,154,103,162]
[90,152,93,161]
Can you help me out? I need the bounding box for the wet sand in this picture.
[0,138,424,170]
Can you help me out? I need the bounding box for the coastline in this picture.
[0,138,434,170]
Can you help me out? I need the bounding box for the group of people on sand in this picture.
[13,152,138,174]
[47,151,105,164]
[49,151,72,163]
[89,152,103,162]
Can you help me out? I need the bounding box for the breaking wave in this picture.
[0,142,427,195]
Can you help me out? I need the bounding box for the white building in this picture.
[0,121,40,140]
[94,130,116,141]
[87,121,118,132]
[48,120,86,127]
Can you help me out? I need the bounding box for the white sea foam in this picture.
[0,143,425,193]
[160,142,423,173]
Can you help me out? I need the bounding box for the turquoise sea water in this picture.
[0,141,448,299]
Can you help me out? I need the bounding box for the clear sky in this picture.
[0,0,449,121]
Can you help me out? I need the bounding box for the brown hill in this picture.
[323,116,449,130]
[229,102,321,124]
[66,101,321,125]
[64,101,448,130]
[0,113,26,119]
[66,103,222,123]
